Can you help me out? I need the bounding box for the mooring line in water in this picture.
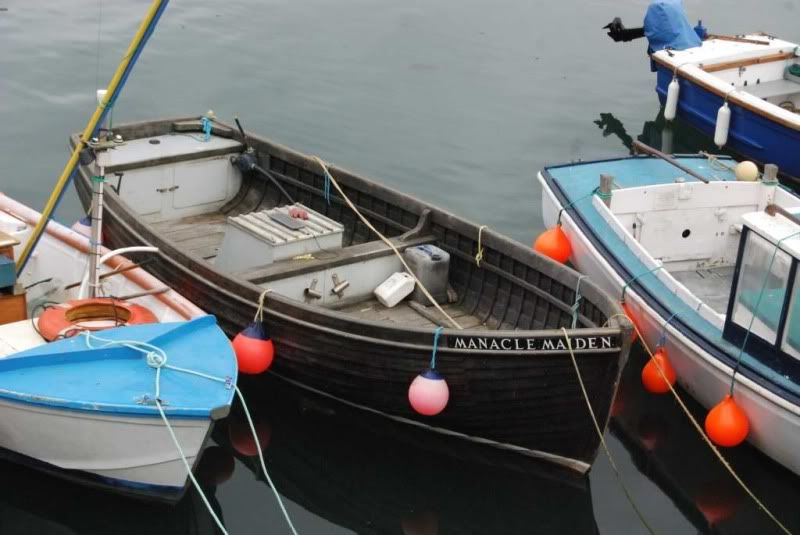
[312,156,462,329]
[81,332,300,535]
[602,313,793,535]
[561,328,657,535]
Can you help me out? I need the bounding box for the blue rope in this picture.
[621,264,664,302]
[430,326,444,370]
[201,116,212,142]
[323,169,331,205]
[657,311,681,348]
[730,230,800,395]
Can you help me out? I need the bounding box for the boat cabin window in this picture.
[782,273,800,359]
[731,231,793,344]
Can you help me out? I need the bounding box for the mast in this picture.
[15,0,170,275]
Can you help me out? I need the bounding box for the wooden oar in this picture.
[706,34,770,46]
[766,204,800,227]
[632,140,710,184]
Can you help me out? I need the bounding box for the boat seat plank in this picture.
[671,266,736,315]
[237,234,437,285]
[338,298,486,330]
[745,78,800,99]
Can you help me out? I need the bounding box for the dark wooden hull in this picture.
[74,117,632,472]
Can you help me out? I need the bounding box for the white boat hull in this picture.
[538,173,800,476]
[0,397,211,497]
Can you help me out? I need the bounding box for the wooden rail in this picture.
[706,34,770,46]
[632,140,710,183]
[766,204,800,227]
[701,50,795,73]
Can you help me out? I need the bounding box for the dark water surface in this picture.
[2,1,800,533]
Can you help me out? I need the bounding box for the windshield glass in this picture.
[732,231,792,344]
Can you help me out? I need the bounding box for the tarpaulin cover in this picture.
[644,0,701,52]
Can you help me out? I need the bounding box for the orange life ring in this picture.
[37,298,158,342]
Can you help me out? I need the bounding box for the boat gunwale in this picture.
[651,51,800,132]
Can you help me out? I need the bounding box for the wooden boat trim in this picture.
[651,53,800,132]
[699,50,795,73]
[0,193,202,320]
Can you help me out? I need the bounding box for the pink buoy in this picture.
[408,369,449,416]
[232,321,274,375]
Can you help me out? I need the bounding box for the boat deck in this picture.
[150,212,228,261]
[670,266,735,316]
[337,298,489,330]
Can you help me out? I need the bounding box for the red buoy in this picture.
[641,347,676,394]
[621,301,641,343]
[705,394,749,447]
[229,417,272,456]
[232,321,274,374]
[408,369,449,416]
[401,511,439,535]
[637,412,668,451]
[533,225,572,264]
[695,478,742,526]
[196,446,235,486]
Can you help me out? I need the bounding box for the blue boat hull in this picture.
[655,65,800,188]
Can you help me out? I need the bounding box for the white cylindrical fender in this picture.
[714,102,731,147]
[664,78,680,121]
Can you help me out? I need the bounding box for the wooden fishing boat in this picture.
[538,148,800,476]
[605,1,800,188]
[0,193,237,502]
[73,116,632,474]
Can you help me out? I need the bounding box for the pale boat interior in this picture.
[596,178,800,332]
[105,135,494,331]
[662,35,800,114]
[0,209,187,358]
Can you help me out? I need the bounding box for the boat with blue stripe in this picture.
[537,151,800,476]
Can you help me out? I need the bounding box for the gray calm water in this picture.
[2,1,800,533]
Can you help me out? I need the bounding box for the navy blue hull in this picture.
[655,66,800,187]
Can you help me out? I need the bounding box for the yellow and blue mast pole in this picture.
[15,0,170,274]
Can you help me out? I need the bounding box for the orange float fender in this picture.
[37,298,158,342]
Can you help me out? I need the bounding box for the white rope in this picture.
[313,156,462,329]
[80,331,298,535]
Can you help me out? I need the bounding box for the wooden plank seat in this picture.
[745,78,800,100]
[236,234,437,285]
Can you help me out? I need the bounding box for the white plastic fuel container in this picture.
[374,272,416,308]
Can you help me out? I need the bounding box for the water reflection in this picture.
[214,376,599,535]
[594,109,728,157]
[610,348,800,535]
[0,457,221,534]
